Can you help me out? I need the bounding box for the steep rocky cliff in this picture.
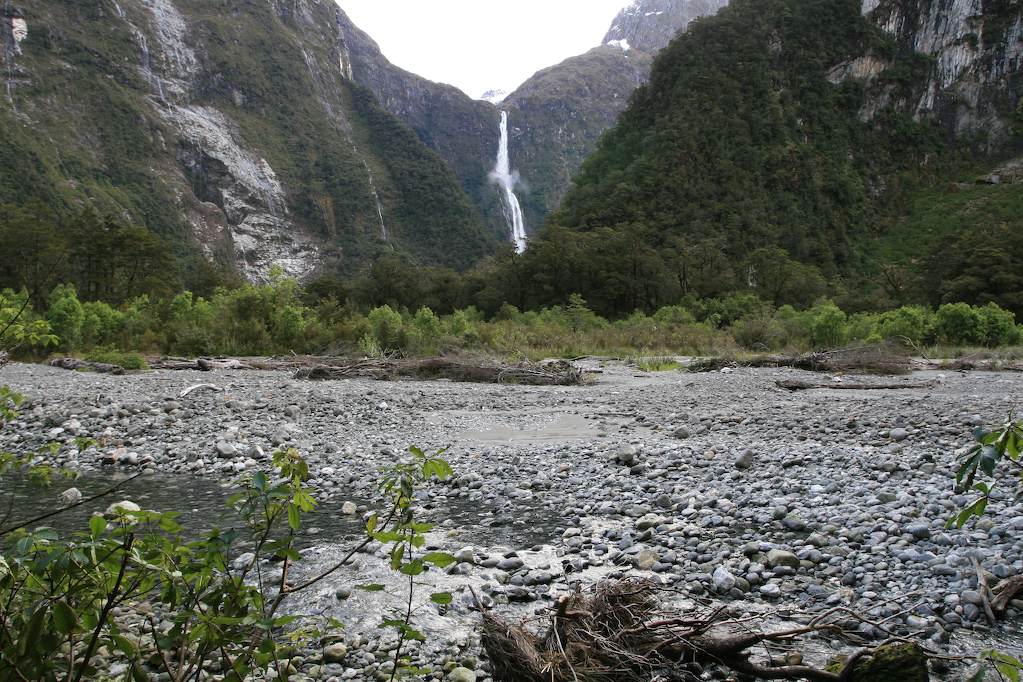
[0,0,495,281]
[851,0,1022,153]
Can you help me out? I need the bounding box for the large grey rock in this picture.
[215,441,237,458]
[713,566,736,593]
[323,643,348,664]
[889,427,908,441]
[448,667,477,682]
[765,549,800,570]
[734,449,754,469]
[617,445,637,463]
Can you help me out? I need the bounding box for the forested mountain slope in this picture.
[0,0,496,281]
[547,0,1023,280]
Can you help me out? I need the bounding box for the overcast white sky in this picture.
[336,1,631,100]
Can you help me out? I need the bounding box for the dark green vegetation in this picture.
[0,0,495,278]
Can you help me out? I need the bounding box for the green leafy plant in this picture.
[950,416,1023,682]
[0,443,455,682]
[368,446,455,681]
[949,413,1023,528]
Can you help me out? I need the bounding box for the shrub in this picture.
[368,304,404,350]
[935,302,984,345]
[875,306,926,343]
[811,303,848,348]
[81,300,124,346]
[977,302,1022,347]
[85,346,149,369]
[45,284,84,350]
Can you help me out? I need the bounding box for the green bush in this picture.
[45,284,84,350]
[935,302,984,345]
[368,304,404,350]
[811,303,848,348]
[85,346,149,369]
[977,302,1022,347]
[875,306,926,343]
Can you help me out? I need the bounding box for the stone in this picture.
[341,501,358,515]
[734,449,754,469]
[673,427,691,439]
[889,428,909,441]
[335,587,352,600]
[448,668,476,682]
[58,487,82,505]
[765,549,800,570]
[233,553,256,571]
[759,584,781,598]
[453,546,475,563]
[103,500,141,519]
[713,566,736,593]
[961,590,983,606]
[617,445,637,463]
[906,524,930,540]
[636,549,660,570]
[635,513,666,530]
[215,441,237,458]
[323,644,348,664]
[781,515,807,532]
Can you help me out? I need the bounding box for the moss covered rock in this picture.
[826,643,929,682]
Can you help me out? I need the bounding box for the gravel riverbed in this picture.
[2,359,1022,681]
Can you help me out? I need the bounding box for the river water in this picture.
[1,471,561,550]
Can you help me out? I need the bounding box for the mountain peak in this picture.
[602,0,730,54]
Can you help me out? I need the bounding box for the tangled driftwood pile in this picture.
[292,357,585,385]
[480,578,929,682]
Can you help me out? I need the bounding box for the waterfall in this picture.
[490,111,527,253]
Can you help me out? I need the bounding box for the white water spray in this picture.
[490,111,527,253]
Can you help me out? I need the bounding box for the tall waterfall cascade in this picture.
[490,111,527,253]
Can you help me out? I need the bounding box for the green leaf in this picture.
[288,504,301,531]
[51,601,79,635]
[366,515,377,533]
[357,584,386,592]
[966,667,986,682]
[423,552,457,568]
[17,607,46,657]
[400,559,424,576]
[111,635,137,656]
[131,662,149,682]
[430,592,453,605]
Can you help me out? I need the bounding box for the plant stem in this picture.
[71,533,134,682]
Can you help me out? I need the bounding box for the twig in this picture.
[972,557,999,626]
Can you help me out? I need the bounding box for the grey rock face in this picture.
[602,0,731,54]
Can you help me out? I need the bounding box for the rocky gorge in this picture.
[2,359,1022,681]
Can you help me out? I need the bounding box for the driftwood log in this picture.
[150,357,256,371]
[479,578,930,682]
[777,378,940,391]
[49,357,126,375]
